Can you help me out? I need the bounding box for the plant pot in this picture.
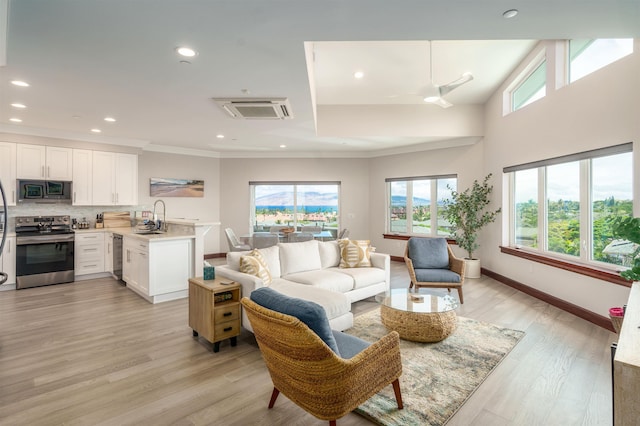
[464,258,481,279]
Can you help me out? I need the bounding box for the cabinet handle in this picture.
[223,312,232,317]
[47,166,50,178]
[108,243,111,254]
[223,327,232,332]
[126,249,131,262]
[41,165,45,177]
[12,190,15,203]
[73,192,76,203]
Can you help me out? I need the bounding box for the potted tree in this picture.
[443,174,501,278]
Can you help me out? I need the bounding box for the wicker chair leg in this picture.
[329,421,336,426]
[409,281,413,289]
[268,387,280,409]
[392,378,403,409]
[458,288,464,304]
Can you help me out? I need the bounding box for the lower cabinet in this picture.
[123,236,193,303]
[0,237,16,286]
[75,232,105,277]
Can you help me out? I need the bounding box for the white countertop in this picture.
[74,227,195,242]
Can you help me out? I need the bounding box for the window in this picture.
[386,175,457,237]
[505,143,633,269]
[250,182,340,234]
[512,59,546,111]
[570,39,633,83]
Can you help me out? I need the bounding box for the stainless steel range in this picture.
[15,215,75,289]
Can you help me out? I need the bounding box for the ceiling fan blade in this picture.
[439,72,474,96]
[424,96,452,108]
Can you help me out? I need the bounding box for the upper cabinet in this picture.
[17,144,73,181]
[72,149,93,206]
[92,151,138,206]
[0,142,17,206]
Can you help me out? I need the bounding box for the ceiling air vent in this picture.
[212,97,293,120]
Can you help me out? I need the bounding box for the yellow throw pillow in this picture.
[338,239,372,268]
[240,249,272,285]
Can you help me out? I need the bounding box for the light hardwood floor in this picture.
[0,262,616,426]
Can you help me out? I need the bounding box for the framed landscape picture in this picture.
[150,178,204,197]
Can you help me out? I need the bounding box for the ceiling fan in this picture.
[414,41,474,108]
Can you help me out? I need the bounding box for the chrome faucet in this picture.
[153,199,167,232]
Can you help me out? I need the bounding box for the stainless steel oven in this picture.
[15,215,75,289]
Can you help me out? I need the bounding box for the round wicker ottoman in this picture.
[376,289,459,343]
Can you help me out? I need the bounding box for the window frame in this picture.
[385,174,457,238]
[505,143,634,272]
[504,47,547,114]
[249,181,341,234]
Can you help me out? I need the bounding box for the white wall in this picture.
[137,151,221,254]
[219,157,371,249]
[480,40,640,316]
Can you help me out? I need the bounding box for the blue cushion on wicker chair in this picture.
[408,237,449,269]
[250,287,340,355]
[414,268,461,283]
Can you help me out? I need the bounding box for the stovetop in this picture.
[15,215,73,235]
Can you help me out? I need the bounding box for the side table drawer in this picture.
[214,321,240,342]
[214,303,240,323]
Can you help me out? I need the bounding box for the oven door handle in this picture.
[17,234,75,245]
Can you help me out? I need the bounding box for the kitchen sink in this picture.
[134,230,165,235]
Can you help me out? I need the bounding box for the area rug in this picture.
[347,309,525,426]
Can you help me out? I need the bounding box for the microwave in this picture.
[18,180,72,203]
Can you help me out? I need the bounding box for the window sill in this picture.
[383,234,456,243]
[500,246,631,287]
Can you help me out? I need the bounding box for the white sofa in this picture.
[216,239,390,332]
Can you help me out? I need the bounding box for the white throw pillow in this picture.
[278,240,321,275]
[318,240,341,269]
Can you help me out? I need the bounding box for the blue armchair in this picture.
[404,237,466,303]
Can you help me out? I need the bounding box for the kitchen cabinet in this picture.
[72,149,93,205]
[0,142,17,206]
[92,151,138,206]
[17,144,73,181]
[0,236,16,286]
[75,232,105,276]
[104,232,114,274]
[123,236,193,303]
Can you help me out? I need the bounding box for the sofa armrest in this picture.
[215,265,266,295]
[370,252,391,290]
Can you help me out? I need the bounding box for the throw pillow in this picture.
[338,239,372,268]
[250,287,341,355]
[240,249,272,285]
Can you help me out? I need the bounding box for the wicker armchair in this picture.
[405,237,466,303]
[241,297,403,425]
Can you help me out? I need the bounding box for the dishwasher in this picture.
[113,233,124,282]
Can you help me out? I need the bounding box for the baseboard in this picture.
[481,267,615,333]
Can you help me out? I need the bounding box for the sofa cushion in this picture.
[319,240,341,269]
[250,287,340,355]
[409,237,449,269]
[270,280,351,322]
[226,245,281,278]
[278,240,321,275]
[338,239,372,268]
[284,269,354,293]
[414,268,461,283]
[239,249,272,285]
[329,266,386,289]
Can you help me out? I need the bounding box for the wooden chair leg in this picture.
[268,387,280,408]
[329,421,337,426]
[392,378,403,409]
[458,288,464,304]
[409,281,413,289]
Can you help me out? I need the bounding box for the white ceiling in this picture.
[0,1,638,157]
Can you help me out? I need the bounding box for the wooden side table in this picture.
[188,276,241,353]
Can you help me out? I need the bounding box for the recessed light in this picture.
[503,9,518,18]
[11,80,29,87]
[354,71,364,79]
[216,134,224,139]
[91,128,102,133]
[424,96,440,103]
[176,46,198,57]
[10,118,22,122]
[104,117,116,122]
[11,103,27,109]
[280,144,287,148]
